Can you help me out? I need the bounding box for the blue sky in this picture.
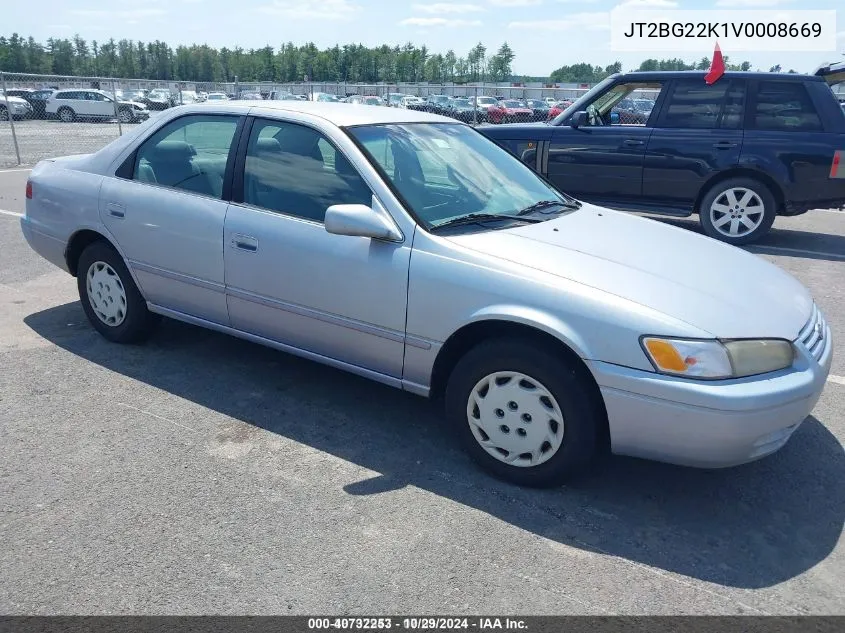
[11,0,845,76]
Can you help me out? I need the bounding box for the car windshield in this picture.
[477,97,496,104]
[453,99,471,107]
[364,97,381,105]
[349,123,576,230]
[502,100,522,108]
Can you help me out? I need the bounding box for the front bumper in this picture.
[588,318,833,468]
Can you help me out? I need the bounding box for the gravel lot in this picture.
[0,119,154,169]
[0,167,843,615]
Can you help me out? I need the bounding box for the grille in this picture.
[796,304,828,362]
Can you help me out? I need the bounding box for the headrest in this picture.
[151,140,196,160]
[255,137,282,153]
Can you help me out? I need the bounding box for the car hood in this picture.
[444,204,813,340]
[118,99,147,108]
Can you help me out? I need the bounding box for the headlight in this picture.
[641,337,794,380]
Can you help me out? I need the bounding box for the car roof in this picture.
[220,100,458,126]
[617,70,823,82]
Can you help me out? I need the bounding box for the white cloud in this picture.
[510,12,610,30]
[557,0,599,3]
[412,3,484,13]
[614,0,678,7]
[489,0,542,6]
[401,17,483,27]
[69,9,168,19]
[256,0,361,20]
[714,0,791,6]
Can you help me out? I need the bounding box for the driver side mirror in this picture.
[325,204,403,241]
[570,110,588,128]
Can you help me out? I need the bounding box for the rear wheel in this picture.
[77,241,160,344]
[117,107,134,123]
[699,177,776,245]
[445,339,602,487]
[57,107,75,123]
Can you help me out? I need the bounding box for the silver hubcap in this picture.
[0,109,7,121]
[709,187,765,237]
[466,371,565,467]
[86,261,127,327]
[119,110,131,122]
[60,109,72,122]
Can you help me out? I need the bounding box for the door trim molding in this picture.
[146,303,406,390]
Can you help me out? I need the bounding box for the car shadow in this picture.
[24,302,845,590]
[646,214,845,262]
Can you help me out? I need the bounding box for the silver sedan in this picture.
[20,101,832,487]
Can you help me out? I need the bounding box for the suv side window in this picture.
[752,81,822,132]
[582,81,665,126]
[660,80,745,129]
[132,114,239,199]
[242,118,372,223]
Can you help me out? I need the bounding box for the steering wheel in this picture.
[586,104,605,127]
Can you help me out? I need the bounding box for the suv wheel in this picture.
[57,107,75,123]
[699,177,776,245]
[77,241,160,343]
[117,107,134,123]
[0,106,8,121]
[445,339,602,487]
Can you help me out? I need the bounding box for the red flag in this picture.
[705,43,725,85]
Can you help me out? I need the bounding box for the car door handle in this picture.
[622,139,645,147]
[106,202,125,218]
[713,141,738,149]
[231,234,258,252]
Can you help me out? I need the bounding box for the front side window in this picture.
[660,80,745,129]
[752,81,822,132]
[350,123,573,228]
[132,114,239,199]
[241,119,372,223]
[577,81,664,127]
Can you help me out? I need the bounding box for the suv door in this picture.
[642,79,745,213]
[101,113,243,325]
[223,117,410,378]
[547,80,666,203]
[86,91,115,118]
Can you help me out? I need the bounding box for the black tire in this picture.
[117,107,134,123]
[76,240,160,344]
[445,338,603,488]
[698,177,777,246]
[57,107,75,123]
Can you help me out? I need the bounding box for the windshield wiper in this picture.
[516,199,580,215]
[431,213,544,231]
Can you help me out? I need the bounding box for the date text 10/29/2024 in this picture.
[308,618,528,630]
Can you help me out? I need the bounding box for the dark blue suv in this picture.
[479,64,845,245]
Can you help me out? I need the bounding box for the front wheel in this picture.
[445,339,602,487]
[77,241,160,344]
[698,177,776,245]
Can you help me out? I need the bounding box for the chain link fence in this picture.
[3,71,666,167]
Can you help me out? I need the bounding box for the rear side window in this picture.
[132,114,239,199]
[660,80,745,129]
[752,81,822,132]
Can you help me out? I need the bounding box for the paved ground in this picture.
[0,167,843,615]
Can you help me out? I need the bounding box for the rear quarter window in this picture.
[752,81,823,132]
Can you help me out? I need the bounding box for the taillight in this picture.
[25,180,33,199]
